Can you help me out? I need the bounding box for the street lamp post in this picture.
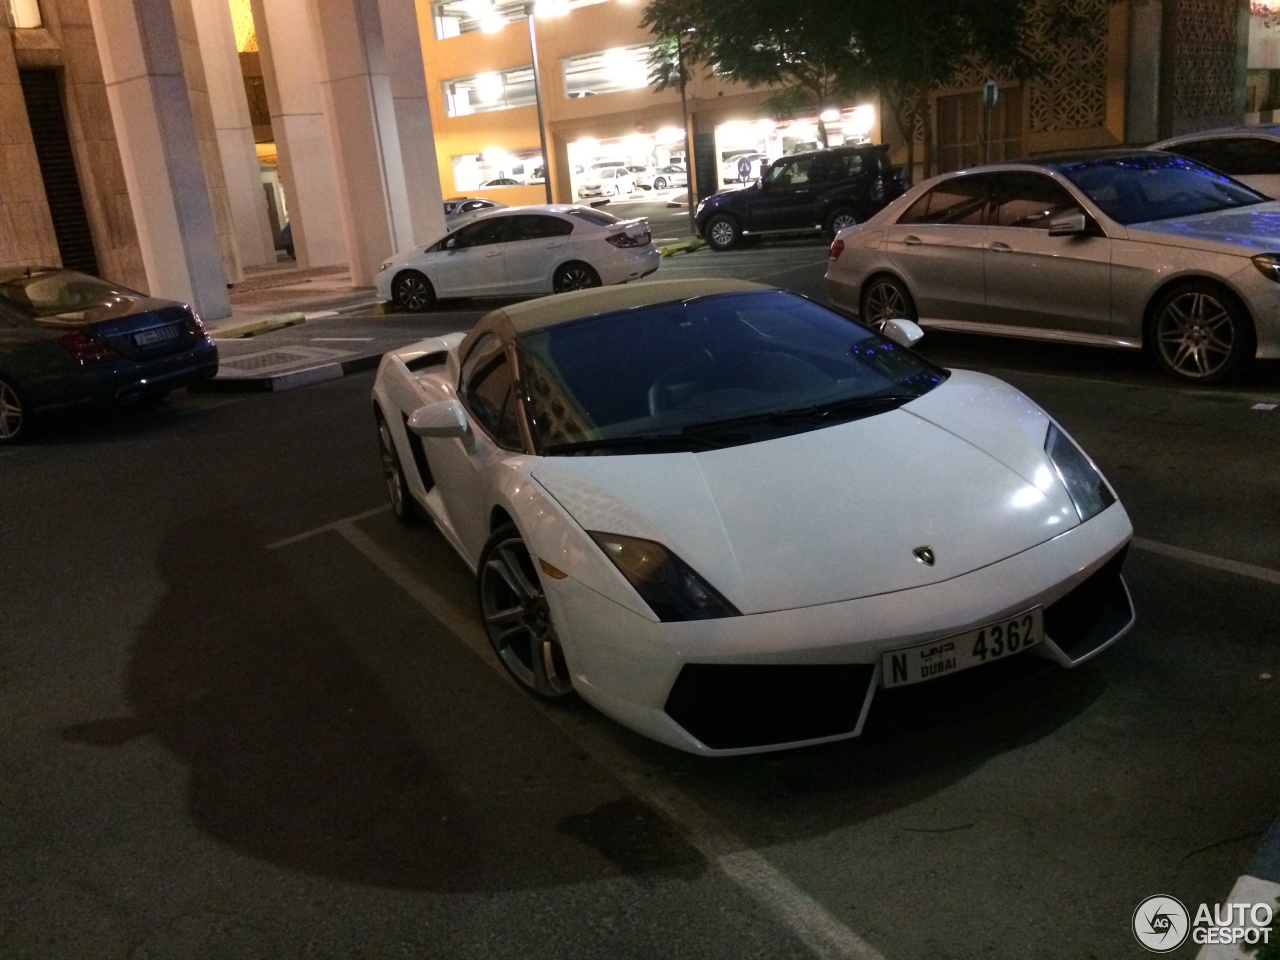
[676,27,695,237]
[526,4,553,204]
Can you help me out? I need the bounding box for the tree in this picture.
[641,0,1094,178]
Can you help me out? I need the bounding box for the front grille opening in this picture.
[1044,545,1133,662]
[664,663,875,750]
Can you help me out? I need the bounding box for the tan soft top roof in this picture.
[492,278,774,334]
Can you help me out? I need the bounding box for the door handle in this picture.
[903,235,923,246]
[988,241,1012,252]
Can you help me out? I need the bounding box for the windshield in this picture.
[1056,154,1267,224]
[0,271,140,319]
[517,290,946,455]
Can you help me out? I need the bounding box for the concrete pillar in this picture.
[306,0,421,285]
[190,0,276,268]
[85,0,231,319]
[249,0,347,268]
[378,0,446,245]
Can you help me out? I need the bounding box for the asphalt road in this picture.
[2,241,1278,959]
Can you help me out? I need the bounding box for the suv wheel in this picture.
[705,215,740,251]
[825,208,858,237]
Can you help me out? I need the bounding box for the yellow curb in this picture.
[660,240,707,257]
[210,312,306,340]
[373,301,391,315]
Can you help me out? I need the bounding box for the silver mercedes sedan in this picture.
[825,150,1280,383]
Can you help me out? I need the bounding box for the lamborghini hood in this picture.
[531,372,1094,615]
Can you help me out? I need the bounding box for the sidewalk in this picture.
[198,262,384,393]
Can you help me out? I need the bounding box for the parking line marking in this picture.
[329,518,885,960]
[263,505,390,550]
[1131,538,1280,586]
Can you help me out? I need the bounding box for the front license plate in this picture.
[134,324,180,346]
[881,607,1043,689]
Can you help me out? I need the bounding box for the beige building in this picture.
[0,0,1265,320]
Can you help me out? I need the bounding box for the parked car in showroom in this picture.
[371,277,1133,754]
[637,164,688,191]
[1151,125,1280,198]
[826,149,1280,384]
[576,165,637,199]
[0,267,219,443]
[720,152,768,184]
[376,204,659,312]
[444,197,507,225]
[697,143,906,250]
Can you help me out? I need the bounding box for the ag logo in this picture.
[1133,895,1189,952]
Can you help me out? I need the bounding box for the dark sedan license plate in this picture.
[134,324,180,347]
[882,607,1043,688]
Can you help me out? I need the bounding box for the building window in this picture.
[562,44,655,97]
[452,147,543,191]
[430,0,607,40]
[5,0,42,28]
[444,66,536,116]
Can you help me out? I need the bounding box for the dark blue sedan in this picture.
[0,268,219,443]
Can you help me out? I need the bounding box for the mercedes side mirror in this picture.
[1048,211,1088,236]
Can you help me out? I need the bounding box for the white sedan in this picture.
[375,205,660,311]
[636,165,688,191]
[372,278,1134,755]
[826,149,1280,383]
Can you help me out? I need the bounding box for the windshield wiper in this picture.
[681,393,917,436]
[545,430,741,455]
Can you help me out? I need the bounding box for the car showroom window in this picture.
[992,173,1080,229]
[507,215,574,242]
[898,174,994,225]
[461,335,521,448]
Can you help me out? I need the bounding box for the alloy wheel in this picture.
[478,530,573,699]
[0,379,25,442]
[1153,288,1241,382]
[861,279,912,331]
[394,272,433,312]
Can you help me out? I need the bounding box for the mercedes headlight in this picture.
[589,532,740,622]
[1045,423,1116,522]
[1252,253,1280,283]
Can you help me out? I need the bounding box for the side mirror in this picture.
[880,318,925,348]
[408,398,476,453]
[1048,211,1087,236]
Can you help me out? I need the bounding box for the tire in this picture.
[376,413,417,524]
[0,376,33,444]
[392,270,435,312]
[477,524,574,699]
[825,207,858,237]
[654,177,667,190]
[859,276,917,332]
[552,262,601,293]
[1148,281,1255,383]
[705,214,740,251]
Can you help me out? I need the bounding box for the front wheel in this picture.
[1149,282,1254,383]
[376,413,417,524]
[552,262,601,293]
[393,270,435,312]
[0,377,32,444]
[477,524,574,699]
[654,177,667,190]
[860,276,917,332]
[705,214,740,251]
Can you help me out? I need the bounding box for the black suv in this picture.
[695,144,906,250]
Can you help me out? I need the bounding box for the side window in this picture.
[461,333,521,448]
[897,174,993,225]
[453,217,509,248]
[992,172,1080,229]
[766,157,813,188]
[1168,137,1280,175]
[506,215,574,242]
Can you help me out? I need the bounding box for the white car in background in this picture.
[443,197,506,226]
[637,165,688,191]
[577,165,637,198]
[376,204,659,311]
[371,278,1134,755]
[1151,124,1280,198]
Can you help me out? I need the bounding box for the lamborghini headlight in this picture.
[1045,423,1116,522]
[588,532,740,622]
